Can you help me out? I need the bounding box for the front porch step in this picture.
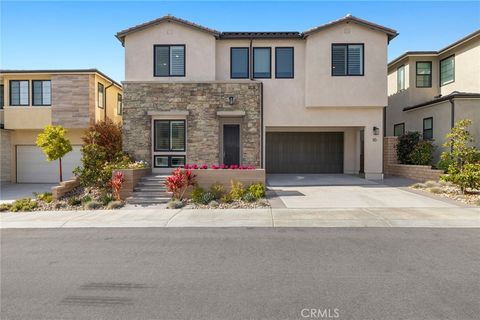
[141,175,169,182]
[134,187,169,192]
[126,197,171,204]
[137,181,167,187]
[130,191,171,197]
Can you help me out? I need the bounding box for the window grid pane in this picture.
[0,85,4,108]
[347,45,363,75]
[440,56,454,85]
[170,121,185,151]
[397,66,405,91]
[155,46,169,76]
[231,48,249,78]
[155,121,170,151]
[253,48,271,78]
[170,46,185,76]
[332,45,347,76]
[394,124,405,137]
[276,47,293,78]
[10,80,29,106]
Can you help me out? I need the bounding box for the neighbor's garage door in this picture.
[266,132,343,173]
[16,145,82,183]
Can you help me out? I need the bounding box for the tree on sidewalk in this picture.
[36,125,72,182]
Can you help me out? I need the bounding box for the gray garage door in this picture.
[266,132,344,173]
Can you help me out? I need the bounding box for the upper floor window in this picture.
[440,55,454,86]
[230,47,249,79]
[253,47,271,78]
[332,44,364,76]
[0,85,4,109]
[397,65,405,92]
[154,120,185,152]
[117,94,123,115]
[394,123,405,136]
[97,83,104,108]
[10,80,29,106]
[32,80,51,106]
[275,47,294,78]
[154,45,185,77]
[416,62,432,88]
[423,117,433,140]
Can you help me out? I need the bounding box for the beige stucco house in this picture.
[387,30,480,160]
[117,15,397,179]
[0,69,122,183]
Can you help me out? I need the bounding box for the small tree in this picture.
[36,125,72,182]
[396,132,421,164]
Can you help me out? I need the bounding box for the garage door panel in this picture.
[266,132,343,174]
[17,146,81,183]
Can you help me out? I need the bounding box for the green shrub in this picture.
[409,140,436,165]
[100,192,114,206]
[209,183,225,200]
[201,192,216,205]
[411,183,426,189]
[167,200,184,209]
[0,204,12,212]
[82,195,92,204]
[396,132,421,164]
[10,198,37,212]
[220,194,233,204]
[67,197,82,206]
[437,157,455,173]
[424,180,438,188]
[35,192,53,203]
[191,187,205,204]
[429,187,443,194]
[230,181,245,200]
[107,201,124,210]
[84,201,103,210]
[242,192,256,202]
[247,183,265,199]
[442,163,480,193]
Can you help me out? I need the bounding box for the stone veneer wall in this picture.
[51,74,92,128]
[122,82,262,167]
[0,129,11,182]
[384,136,444,182]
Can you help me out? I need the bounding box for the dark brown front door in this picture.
[223,124,240,166]
[266,132,344,173]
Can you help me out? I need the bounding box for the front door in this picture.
[223,124,240,166]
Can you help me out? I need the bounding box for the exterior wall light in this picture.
[228,96,236,105]
[373,126,380,136]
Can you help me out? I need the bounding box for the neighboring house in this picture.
[116,14,397,179]
[387,30,480,160]
[0,69,123,183]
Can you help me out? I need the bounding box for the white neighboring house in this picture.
[387,30,480,160]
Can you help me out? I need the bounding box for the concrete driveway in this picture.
[267,174,461,208]
[0,183,56,204]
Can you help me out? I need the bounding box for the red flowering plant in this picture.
[165,168,197,200]
[110,171,125,201]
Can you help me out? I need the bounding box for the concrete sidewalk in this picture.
[1,207,479,228]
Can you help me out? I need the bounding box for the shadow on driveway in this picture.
[0,183,56,204]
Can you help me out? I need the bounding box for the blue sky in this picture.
[1,1,479,82]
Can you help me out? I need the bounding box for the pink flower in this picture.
[200,164,208,169]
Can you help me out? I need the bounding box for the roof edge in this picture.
[403,92,480,111]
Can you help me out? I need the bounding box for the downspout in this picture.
[104,81,114,121]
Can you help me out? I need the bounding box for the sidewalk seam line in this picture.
[59,212,92,228]
[362,208,393,227]
[165,209,183,227]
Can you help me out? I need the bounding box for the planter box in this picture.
[385,164,443,182]
[112,168,151,200]
[189,169,265,193]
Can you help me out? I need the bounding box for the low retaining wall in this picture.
[191,169,266,191]
[112,168,151,200]
[383,136,444,182]
[386,164,444,182]
[52,177,80,200]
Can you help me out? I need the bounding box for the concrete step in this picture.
[126,197,171,204]
[141,175,169,181]
[131,191,171,197]
[137,181,167,187]
[134,187,169,192]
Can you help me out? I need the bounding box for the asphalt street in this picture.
[1,227,479,320]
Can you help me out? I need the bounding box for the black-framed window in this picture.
[117,94,122,115]
[253,47,271,78]
[394,123,405,136]
[423,117,433,140]
[230,47,249,79]
[154,155,186,168]
[32,80,51,106]
[397,65,405,92]
[440,55,454,86]
[275,47,294,78]
[154,45,185,77]
[9,80,29,106]
[0,85,4,109]
[154,120,186,152]
[416,62,432,88]
[97,83,104,108]
[332,44,364,76]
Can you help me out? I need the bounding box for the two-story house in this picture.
[116,15,397,180]
[387,30,480,160]
[0,69,123,183]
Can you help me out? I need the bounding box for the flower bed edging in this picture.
[112,168,151,200]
